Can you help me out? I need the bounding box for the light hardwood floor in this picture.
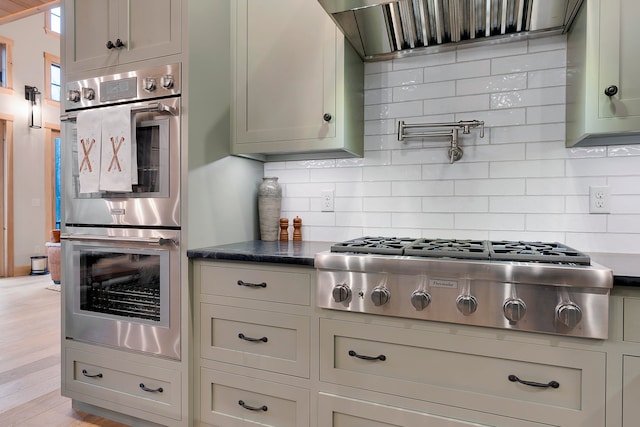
[0,275,129,427]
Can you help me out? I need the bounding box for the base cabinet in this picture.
[62,341,183,426]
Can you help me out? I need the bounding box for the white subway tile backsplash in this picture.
[423,196,488,212]
[364,197,421,212]
[423,94,489,115]
[393,81,455,102]
[455,178,525,195]
[527,68,566,88]
[455,213,525,230]
[392,212,454,229]
[490,196,564,213]
[491,50,566,74]
[526,214,606,232]
[423,60,491,83]
[490,159,565,178]
[267,35,640,252]
[456,73,527,96]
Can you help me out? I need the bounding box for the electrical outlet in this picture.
[321,190,334,212]
[589,185,610,214]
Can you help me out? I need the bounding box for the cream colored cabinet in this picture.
[566,0,640,146]
[230,0,363,161]
[63,0,182,74]
[319,317,606,426]
[193,260,313,427]
[63,341,182,426]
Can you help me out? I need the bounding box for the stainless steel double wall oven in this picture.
[61,63,182,360]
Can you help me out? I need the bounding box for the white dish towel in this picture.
[76,109,102,193]
[99,105,133,192]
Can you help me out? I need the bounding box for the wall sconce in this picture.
[25,85,42,129]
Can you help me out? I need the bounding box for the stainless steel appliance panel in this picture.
[62,227,181,360]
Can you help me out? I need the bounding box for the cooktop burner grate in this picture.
[330,237,591,265]
[404,239,489,259]
[330,237,421,255]
[488,241,591,265]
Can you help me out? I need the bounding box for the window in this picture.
[0,36,13,94]
[44,53,61,104]
[46,7,61,35]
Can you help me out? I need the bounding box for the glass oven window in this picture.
[78,247,168,326]
[70,116,170,198]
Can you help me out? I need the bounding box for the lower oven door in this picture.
[61,227,181,360]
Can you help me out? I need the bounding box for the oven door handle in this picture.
[60,233,176,246]
[60,102,177,122]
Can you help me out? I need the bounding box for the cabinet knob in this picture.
[323,113,332,122]
[604,85,618,97]
[106,40,115,49]
[114,38,125,48]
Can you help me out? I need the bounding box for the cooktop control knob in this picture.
[82,87,95,100]
[332,283,351,303]
[161,74,175,89]
[143,77,157,92]
[67,90,81,103]
[503,298,527,322]
[556,302,582,329]
[456,294,478,315]
[410,290,431,311]
[371,287,391,306]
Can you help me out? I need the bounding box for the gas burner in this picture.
[330,236,420,255]
[488,241,591,265]
[404,239,489,259]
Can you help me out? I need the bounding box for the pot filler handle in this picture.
[61,233,176,246]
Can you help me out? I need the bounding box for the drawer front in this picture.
[200,367,309,427]
[65,348,181,420]
[199,263,310,306]
[200,304,310,377]
[320,318,605,426]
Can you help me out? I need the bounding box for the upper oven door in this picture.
[62,96,181,228]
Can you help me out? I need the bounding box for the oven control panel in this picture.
[64,63,181,111]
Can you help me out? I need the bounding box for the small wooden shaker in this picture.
[279,218,289,241]
[293,216,302,241]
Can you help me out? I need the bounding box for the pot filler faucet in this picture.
[397,120,485,163]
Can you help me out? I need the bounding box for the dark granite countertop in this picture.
[187,242,640,286]
[187,240,332,266]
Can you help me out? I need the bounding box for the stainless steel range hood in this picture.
[318,0,584,61]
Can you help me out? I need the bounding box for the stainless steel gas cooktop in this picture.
[315,237,613,339]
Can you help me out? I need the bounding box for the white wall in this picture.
[0,13,60,268]
[265,35,640,254]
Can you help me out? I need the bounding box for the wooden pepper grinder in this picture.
[279,218,289,241]
[293,216,302,241]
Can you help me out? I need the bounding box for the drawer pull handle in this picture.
[348,350,386,361]
[238,333,268,343]
[238,400,268,412]
[237,280,267,288]
[81,369,103,378]
[139,383,164,393]
[508,374,559,389]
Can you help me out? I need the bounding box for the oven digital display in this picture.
[100,77,137,102]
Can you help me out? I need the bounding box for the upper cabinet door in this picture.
[566,0,640,146]
[64,0,119,72]
[64,0,182,75]
[231,0,364,161]
[234,0,336,143]
[598,0,640,119]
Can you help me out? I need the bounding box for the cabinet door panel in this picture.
[598,0,640,118]
[623,355,640,426]
[121,0,182,64]
[234,0,336,143]
[66,0,119,72]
